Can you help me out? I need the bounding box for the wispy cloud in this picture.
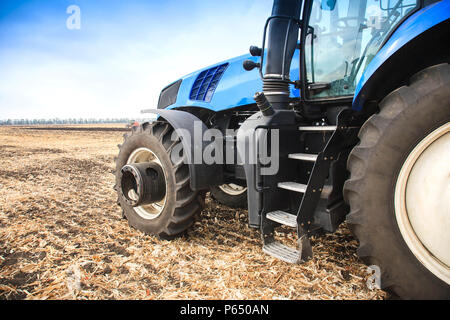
[0,0,272,119]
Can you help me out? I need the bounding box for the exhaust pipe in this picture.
[261,0,302,111]
[120,162,166,207]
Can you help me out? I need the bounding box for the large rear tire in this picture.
[344,63,450,299]
[115,121,205,239]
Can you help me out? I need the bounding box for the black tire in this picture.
[115,121,205,239]
[210,184,247,209]
[344,63,450,299]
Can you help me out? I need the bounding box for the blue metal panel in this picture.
[353,0,450,110]
[165,49,300,112]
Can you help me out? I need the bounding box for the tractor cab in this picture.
[303,0,418,101]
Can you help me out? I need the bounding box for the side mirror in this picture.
[321,0,336,11]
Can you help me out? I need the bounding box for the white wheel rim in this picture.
[218,183,247,196]
[394,122,450,284]
[127,147,167,220]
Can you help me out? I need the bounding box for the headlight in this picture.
[157,79,182,109]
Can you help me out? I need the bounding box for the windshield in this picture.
[304,0,418,99]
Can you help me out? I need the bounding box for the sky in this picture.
[0,0,273,120]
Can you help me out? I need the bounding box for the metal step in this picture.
[299,125,337,131]
[278,182,333,198]
[262,242,301,264]
[288,153,318,162]
[278,182,307,193]
[266,210,297,228]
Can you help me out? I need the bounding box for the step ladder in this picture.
[261,124,340,263]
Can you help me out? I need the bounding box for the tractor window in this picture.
[304,0,418,100]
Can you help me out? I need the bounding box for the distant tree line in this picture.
[0,118,149,125]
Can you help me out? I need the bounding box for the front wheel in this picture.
[115,121,205,239]
[344,64,450,299]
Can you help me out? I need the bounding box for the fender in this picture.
[141,108,223,190]
[353,0,450,111]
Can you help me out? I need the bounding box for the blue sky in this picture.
[0,0,272,119]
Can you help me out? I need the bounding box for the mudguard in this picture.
[353,0,450,110]
[141,108,223,190]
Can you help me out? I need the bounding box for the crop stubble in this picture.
[0,126,386,300]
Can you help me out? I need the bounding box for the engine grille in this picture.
[189,63,228,102]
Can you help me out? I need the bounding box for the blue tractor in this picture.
[115,0,450,299]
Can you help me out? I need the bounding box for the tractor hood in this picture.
[157,50,300,112]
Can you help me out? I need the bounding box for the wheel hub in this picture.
[125,147,167,220]
[395,122,450,284]
[120,162,166,207]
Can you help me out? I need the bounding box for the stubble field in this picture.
[0,125,386,300]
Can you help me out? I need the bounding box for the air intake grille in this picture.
[189,63,228,102]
